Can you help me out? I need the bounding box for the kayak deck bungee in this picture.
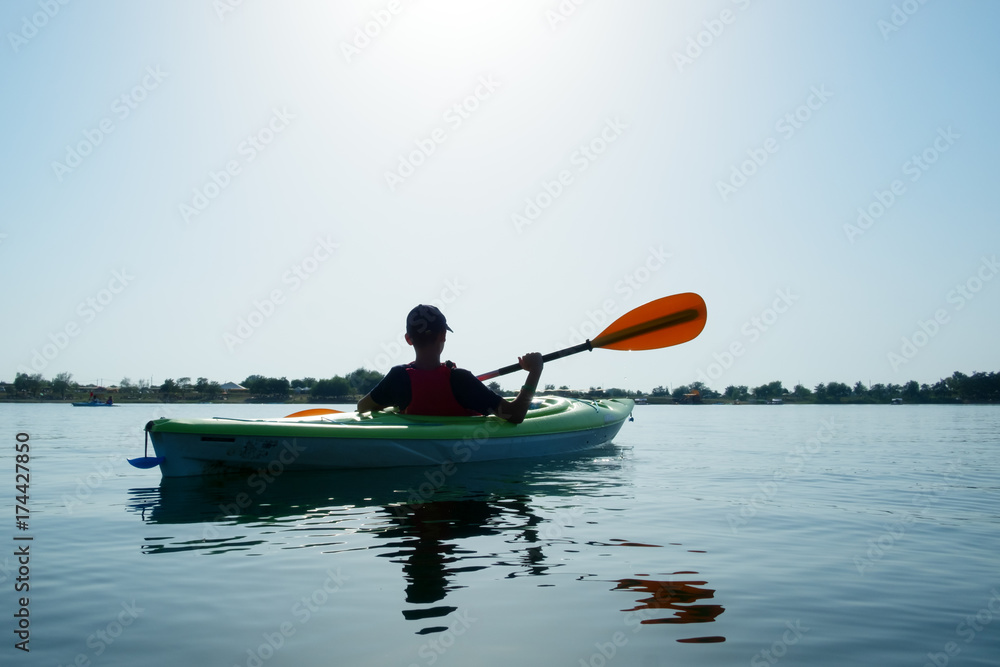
[141,396,634,477]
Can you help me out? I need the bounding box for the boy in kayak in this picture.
[357,304,543,424]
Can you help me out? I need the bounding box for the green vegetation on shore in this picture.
[653,371,1000,404]
[3,369,998,404]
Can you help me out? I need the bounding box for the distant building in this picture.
[220,382,248,392]
[677,389,702,404]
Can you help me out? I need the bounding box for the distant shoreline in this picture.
[1,397,995,406]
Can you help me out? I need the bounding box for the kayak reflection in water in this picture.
[357,304,543,424]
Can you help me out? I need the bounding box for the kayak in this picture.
[140,396,634,477]
[72,401,116,406]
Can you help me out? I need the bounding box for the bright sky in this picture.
[3,0,998,393]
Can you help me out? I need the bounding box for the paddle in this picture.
[127,425,166,469]
[476,292,707,381]
[284,408,343,418]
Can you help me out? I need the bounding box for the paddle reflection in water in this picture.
[613,576,726,644]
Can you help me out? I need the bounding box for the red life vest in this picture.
[404,364,479,416]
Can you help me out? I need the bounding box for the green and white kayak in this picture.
[142,396,634,477]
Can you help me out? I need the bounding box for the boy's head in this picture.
[405,304,453,348]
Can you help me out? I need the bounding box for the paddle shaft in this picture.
[475,308,700,382]
[477,341,592,381]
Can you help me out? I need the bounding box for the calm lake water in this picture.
[2,402,998,666]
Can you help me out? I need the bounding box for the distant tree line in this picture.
[653,371,1000,404]
[5,369,999,404]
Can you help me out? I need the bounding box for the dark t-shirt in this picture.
[369,364,503,415]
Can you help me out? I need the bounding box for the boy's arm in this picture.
[494,353,543,424]
[356,393,385,413]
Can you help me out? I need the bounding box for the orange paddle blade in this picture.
[284,408,343,418]
[592,292,707,351]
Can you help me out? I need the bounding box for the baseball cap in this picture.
[406,304,453,337]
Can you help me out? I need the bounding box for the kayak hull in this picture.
[145,396,634,477]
